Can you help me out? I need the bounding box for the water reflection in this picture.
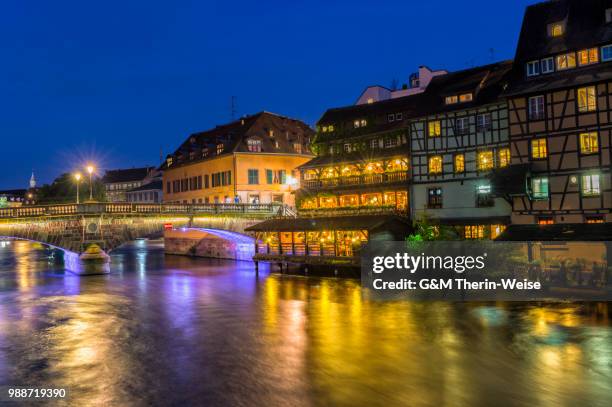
[0,240,610,406]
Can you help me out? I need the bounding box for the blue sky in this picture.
[0,0,535,188]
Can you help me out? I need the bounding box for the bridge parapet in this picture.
[0,202,290,219]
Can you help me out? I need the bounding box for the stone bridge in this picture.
[0,202,286,254]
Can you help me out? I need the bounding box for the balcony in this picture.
[302,171,409,190]
[298,205,407,218]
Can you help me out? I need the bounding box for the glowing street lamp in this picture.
[86,165,95,201]
[74,173,82,204]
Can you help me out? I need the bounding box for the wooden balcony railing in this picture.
[297,206,407,218]
[302,171,409,189]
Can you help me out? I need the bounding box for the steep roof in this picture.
[102,167,154,184]
[127,180,163,192]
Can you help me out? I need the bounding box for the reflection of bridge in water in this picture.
[0,202,286,257]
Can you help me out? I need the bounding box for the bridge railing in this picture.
[0,202,290,219]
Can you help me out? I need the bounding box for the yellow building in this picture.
[162,112,314,206]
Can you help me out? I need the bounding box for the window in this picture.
[428,120,441,137]
[428,156,443,174]
[384,137,397,148]
[395,113,403,121]
[321,126,328,133]
[204,174,209,188]
[248,169,259,185]
[388,114,395,122]
[556,52,576,70]
[541,57,554,74]
[367,98,374,104]
[582,174,601,196]
[476,184,494,207]
[343,143,352,153]
[293,143,302,154]
[454,154,465,173]
[279,170,286,184]
[455,117,470,135]
[531,138,547,159]
[445,95,458,105]
[266,169,273,184]
[538,217,554,225]
[370,139,379,149]
[580,132,599,154]
[427,188,442,208]
[577,86,596,112]
[354,119,367,128]
[578,48,599,66]
[216,143,224,155]
[550,23,564,37]
[528,95,545,120]
[477,150,494,171]
[459,93,473,102]
[498,148,511,167]
[526,60,540,76]
[166,182,171,194]
[531,177,549,200]
[476,113,492,132]
[586,215,604,224]
[602,45,612,62]
[607,8,612,23]
[202,148,209,158]
[464,225,485,239]
[247,138,262,152]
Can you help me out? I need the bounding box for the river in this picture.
[0,239,610,406]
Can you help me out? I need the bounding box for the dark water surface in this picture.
[0,239,611,406]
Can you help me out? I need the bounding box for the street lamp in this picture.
[86,165,95,201]
[74,173,82,204]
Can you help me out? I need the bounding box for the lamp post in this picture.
[74,173,82,204]
[86,165,95,201]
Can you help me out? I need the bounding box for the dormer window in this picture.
[247,138,262,152]
[445,95,458,105]
[541,57,554,74]
[549,22,564,37]
[269,129,274,137]
[202,148,209,157]
[459,93,473,102]
[556,52,576,70]
[216,143,224,155]
[526,60,540,77]
[166,157,173,167]
[353,119,367,128]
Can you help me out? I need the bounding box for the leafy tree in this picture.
[407,213,458,241]
[36,173,106,204]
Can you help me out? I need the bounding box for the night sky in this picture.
[1,0,535,188]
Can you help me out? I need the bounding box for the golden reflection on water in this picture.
[0,241,610,406]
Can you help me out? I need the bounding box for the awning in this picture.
[496,223,612,241]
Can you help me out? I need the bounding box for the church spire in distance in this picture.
[29,171,36,188]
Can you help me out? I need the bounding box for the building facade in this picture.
[102,167,157,202]
[498,0,612,230]
[162,112,314,206]
[126,180,163,203]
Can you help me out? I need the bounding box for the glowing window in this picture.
[247,138,262,152]
[531,177,549,200]
[477,150,494,171]
[216,143,224,155]
[551,23,563,37]
[459,93,473,102]
[498,148,511,167]
[556,53,576,70]
[580,132,599,154]
[577,86,596,112]
[578,48,599,65]
[531,139,547,159]
[428,156,443,174]
[428,121,441,137]
[445,96,458,105]
[464,225,485,239]
[586,216,604,224]
[538,217,554,225]
[454,154,465,173]
[582,174,601,196]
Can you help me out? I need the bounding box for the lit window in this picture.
[526,61,540,76]
[361,119,367,127]
[428,156,443,174]
[343,143,351,153]
[464,225,485,239]
[541,57,555,74]
[556,52,576,70]
[455,117,470,135]
[586,215,604,224]
[428,120,441,137]
[580,132,598,154]
[476,184,493,207]
[246,138,262,152]
[538,217,554,225]
[602,45,612,62]
[321,126,328,133]
[367,98,374,104]
[490,224,506,240]
[384,137,397,148]
[427,187,442,208]
[353,120,360,128]
[477,150,494,171]
[531,177,549,200]
[582,174,601,196]
[531,139,547,159]
[476,113,491,132]
[216,143,224,154]
[550,23,564,37]
[498,148,511,167]
[578,48,599,65]
[577,86,597,112]
[354,119,367,128]
[328,125,334,132]
[445,96,458,105]
[459,93,473,102]
[293,143,303,154]
[528,95,545,120]
[454,154,465,173]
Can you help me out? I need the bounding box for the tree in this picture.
[36,173,106,204]
[407,213,458,241]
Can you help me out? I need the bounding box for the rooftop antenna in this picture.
[231,96,237,120]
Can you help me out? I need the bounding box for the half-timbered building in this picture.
[497,0,612,232]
